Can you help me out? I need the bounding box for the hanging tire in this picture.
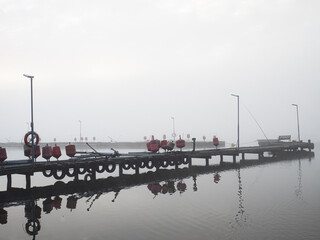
[169,159,176,166]
[84,174,93,182]
[77,163,88,174]
[182,157,190,164]
[53,165,66,180]
[146,160,154,169]
[95,162,105,173]
[65,166,77,177]
[161,160,169,168]
[105,162,116,173]
[139,160,147,168]
[42,166,54,177]
[122,160,132,170]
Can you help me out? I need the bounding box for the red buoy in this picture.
[213,136,219,147]
[42,144,52,161]
[65,143,76,157]
[147,136,160,153]
[0,147,7,163]
[176,136,186,149]
[52,145,62,160]
[161,140,168,150]
[30,145,41,159]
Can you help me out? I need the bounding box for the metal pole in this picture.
[24,74,35,163]
[171,117,176,141]
[79,120,82,141]
[292,104,300,142]
[231,94,240,150]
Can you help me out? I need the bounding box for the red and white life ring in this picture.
[24,131,40,147]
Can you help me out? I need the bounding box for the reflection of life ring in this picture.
[25,219,41,236]
[24,131,40,147]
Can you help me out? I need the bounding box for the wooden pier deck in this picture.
[0,140,315,190]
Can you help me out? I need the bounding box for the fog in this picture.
[1,0,319,144]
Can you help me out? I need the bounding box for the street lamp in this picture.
[78,120,82,141]
[23,74,35,163]
[231,94,240,150]
[292,104,300,142]
[171,117,176,141]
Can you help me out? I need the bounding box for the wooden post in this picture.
[7,174,12,190]
[192,138,196,151]
[242,153,245,160]
[74,167,79,181]
[119,164,123,176]
[220,155,224,164]
[233,155,236,164]
[26,174,31,189]
[205,157,209,166]
[188,157,192,167]
[135,164,140,175]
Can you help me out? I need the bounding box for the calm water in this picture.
[0,145,319,240]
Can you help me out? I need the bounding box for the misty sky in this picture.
[1,0,319,145]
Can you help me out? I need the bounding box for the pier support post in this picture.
[119,164,123,176]
[74,167,79,181]
[220,155,223,164]
[26,174,31,189]
[135,164,140,175]
[7,174,12,190]
[205,157,209,167]
[188,157,192,167]
[192,138,196,151]
[258,153,263,159]
[233,155,236,164]
[242,153,245,160]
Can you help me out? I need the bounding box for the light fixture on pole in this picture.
[23,74,35,163]
[231,94,240,150]
[292,104,300,142]
[171,117,176,141]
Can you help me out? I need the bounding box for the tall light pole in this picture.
[231,94,240,150]
[78,120,82,141]
[171,117,176,141]
[23,74,35,163]
[292,104,300,142]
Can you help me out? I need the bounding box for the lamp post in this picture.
[292,104,300,142]
[171,117,176,141]
[231,94,240,150]
[78,120,82,141]
[23,74,35,163]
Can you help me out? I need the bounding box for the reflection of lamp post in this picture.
[171,117,176,141]
[78,120,82,141]
[23,74,35,163]
[292,104,300,142]
[231,94,240,150]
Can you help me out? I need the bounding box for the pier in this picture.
[0,140,314,191]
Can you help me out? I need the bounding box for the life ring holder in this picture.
[24,131,40,147]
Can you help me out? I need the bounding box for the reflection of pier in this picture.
[0,150,314,239]
[0,141,314,190]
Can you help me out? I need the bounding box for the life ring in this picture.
[24,131,40,147]
[25,219,41,236]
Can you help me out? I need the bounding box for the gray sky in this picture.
[1,0,319,144]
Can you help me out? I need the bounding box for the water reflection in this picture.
[0,151,314,239]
